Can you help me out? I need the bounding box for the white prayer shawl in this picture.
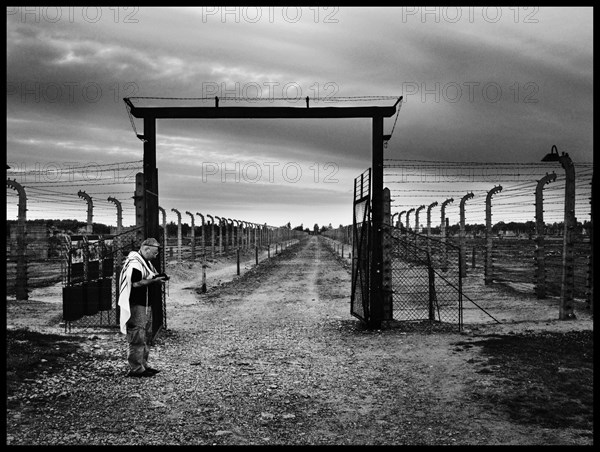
[118,251,158,334]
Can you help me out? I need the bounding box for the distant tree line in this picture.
[7,219,591,238]
[6,219,112,235]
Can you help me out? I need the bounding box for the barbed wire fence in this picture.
[324,158,593,325]
[6,160,307,334]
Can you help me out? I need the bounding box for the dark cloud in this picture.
[6,7,593,227]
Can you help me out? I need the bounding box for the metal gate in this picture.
[387,227,463,330]
[351,169,371,322]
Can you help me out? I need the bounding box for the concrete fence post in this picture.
[440,198,454,271]
[216,216,224,254]
[398,210,406,229]
[533,174,555,295]
[405,208,415,260]
[485,185,504,285]
[196,213,206,258]
[171,208,182,263]
[186,211,196,260]
[557,152,576,319]
[7,179,28,300]
[158,206,167,265]
[426,201,438,258]
[109,196,125,285]
[459,192,474,278]
[206,214,215,258]
[415,204,425,249]
[77,190,94,234]
[227,218,234,251]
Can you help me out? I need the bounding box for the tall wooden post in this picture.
[382,187,393,320]
[134,173,144,245]
[534,174,555,295]
[369,115,384,328]
[142,117,163,338]
[143,118,160,245]
[588,174,593,314]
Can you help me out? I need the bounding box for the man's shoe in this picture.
[145,367,160,375]
[126,369,155,378]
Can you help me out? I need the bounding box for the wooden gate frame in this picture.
[124,96,402,328]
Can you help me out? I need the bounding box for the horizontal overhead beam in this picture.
[124,99,399,119]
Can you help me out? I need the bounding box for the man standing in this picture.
[118,238,167,378]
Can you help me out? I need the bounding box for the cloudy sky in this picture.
[6,6,594,230]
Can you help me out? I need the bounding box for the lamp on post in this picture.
[541,145,576,319]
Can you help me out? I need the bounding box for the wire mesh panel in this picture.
[387,227,462,330]
[62,226,167,336]
[351,169,371,322]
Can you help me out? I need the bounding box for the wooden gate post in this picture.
[382,187,393,320]
[369,116,385,328]
[587,174,593,313]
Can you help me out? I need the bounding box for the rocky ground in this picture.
[5,235,594,445]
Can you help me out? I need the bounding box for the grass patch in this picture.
[467,331,593,430]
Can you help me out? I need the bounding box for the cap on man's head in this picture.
[141,238,161,248]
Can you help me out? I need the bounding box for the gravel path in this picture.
[6,235,593,445]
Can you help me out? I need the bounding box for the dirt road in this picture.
[6,235,593,445]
